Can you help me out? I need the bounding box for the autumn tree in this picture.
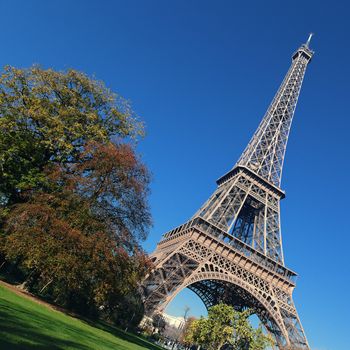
[185,303,273,350]
[180,316,197,345]
[0,65,151,324]
[0,66,142,203]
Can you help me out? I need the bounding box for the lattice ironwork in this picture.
[141,36,314,350]
[237,38,313,187]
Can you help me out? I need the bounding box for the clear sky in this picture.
[1,1,349,349]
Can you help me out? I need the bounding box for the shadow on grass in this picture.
[0,287,163,350]
[0,307,90,350]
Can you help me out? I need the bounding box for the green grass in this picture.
[0,284,163,350]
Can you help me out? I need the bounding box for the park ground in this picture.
[0,281,163,350]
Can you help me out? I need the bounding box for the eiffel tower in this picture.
[142,35,314,349]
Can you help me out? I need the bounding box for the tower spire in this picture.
[305,33,313,48]
[236,37,314,187]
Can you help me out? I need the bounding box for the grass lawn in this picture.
[0,283,163,350]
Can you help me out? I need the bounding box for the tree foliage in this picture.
[152,313,167,332]
[0,65,143,206]
[0,65,151,325]
[180,316,197,344]
[184,303,273,350]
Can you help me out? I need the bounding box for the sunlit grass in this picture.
[0,283,163,350]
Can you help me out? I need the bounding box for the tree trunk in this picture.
[18,269,37,290]
[39,278,53,294]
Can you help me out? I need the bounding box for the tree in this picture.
[2,187,151,315]
[230,308,273,350]
[185,303,273,350]
[0,66,151,250]
[0,66,143,205]
[152,313,167,333]
[0,65,152,322]
[180,316,197,345]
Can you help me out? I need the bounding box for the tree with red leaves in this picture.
[0,66,152,326]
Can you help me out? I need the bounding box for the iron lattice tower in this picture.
[142,35,314,349]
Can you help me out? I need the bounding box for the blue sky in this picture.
[1,1,349,349]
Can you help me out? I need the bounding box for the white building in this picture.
[162,313,185,329]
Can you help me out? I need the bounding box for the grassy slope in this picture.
[0,284,162,350]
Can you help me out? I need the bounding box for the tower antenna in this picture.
[305,33,314,48]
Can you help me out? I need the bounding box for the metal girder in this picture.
[237,43,313,187]
[142,226,309,349]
